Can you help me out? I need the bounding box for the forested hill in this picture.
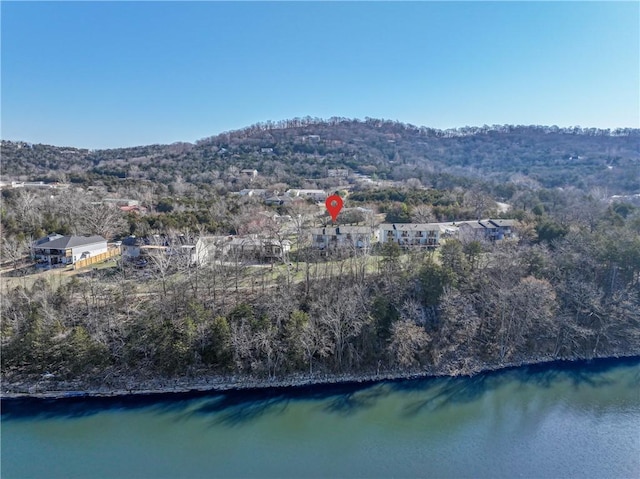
[2,119,639,193]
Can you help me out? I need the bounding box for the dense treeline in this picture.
[2,194,639,388]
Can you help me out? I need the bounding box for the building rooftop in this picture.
[379,223,442,231]
[228,237,291,247]
[310,226,373,236]
[456,219,517,229]
[35,235,106,249]
[488,219,517,227]
[34,233,65,245]
[197,235,232,245]
[122,235,145,247]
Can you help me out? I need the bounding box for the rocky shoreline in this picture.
[3,353,639,401]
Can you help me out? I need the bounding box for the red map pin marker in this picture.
[325,194,344,223]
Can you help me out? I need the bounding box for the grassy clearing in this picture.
[1,249,438,298]
[1,257,120,292]
[1,266,75,291]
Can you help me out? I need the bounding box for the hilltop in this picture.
[2,119,639,194]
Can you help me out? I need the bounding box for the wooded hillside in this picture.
[3,119,639,193]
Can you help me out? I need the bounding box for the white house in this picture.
[238,189,269,198]
[286,189,327,202]
[0,181,25,189]
[379,223,441,249]
[33,235,108,266]
[327,168,349,178]
[193,236,232,265]
[103,198,140,207]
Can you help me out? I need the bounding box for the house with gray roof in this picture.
[457,219,518,241]
[286,189,327,202]
[33,235,108,266]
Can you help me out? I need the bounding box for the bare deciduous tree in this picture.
[299,315,330,375]
[81,203,127,239]
[229,319,255,373]
[314,283,370,371]
[410,204,435,223]
[287,202,316,271]
[463,189,497,219]
[1,235,28,269]
[492,276,558,362]
[14,190,42,233]
[388,319,430,369]
[146,237,173,297]
[436,288,481,372]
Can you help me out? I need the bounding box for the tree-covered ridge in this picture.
[2,119,639,193]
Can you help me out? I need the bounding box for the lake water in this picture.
[2,358,639,478]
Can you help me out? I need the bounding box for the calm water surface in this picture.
[2,358,639,478]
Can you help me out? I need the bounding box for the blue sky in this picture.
[1,1,638,149]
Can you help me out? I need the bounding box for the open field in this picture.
[0,249,440,301]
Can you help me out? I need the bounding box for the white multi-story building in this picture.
[194,235,290,264]
[310,226,376,253]
[378,223,441,249]
[227,236,291,261]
